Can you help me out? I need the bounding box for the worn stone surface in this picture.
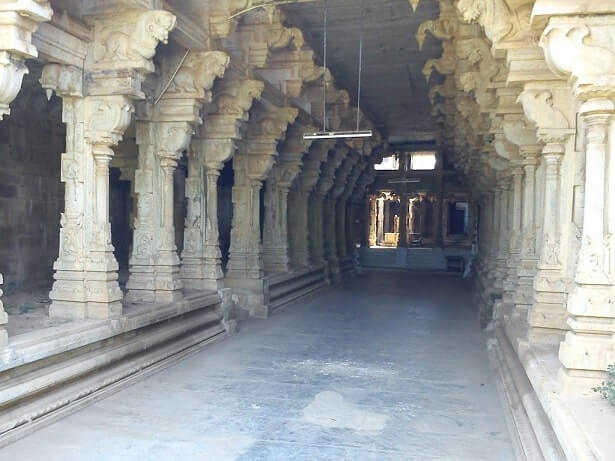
[1,271,514,460]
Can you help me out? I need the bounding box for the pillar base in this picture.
[126,264,183,304]
[262,247,290,274]
[50,272,123,320]
[49,299,123,320]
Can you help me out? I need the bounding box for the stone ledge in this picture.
[0,291,226,443]
[266,264,328,313]
[494,321,615,461]
[1,290,220,371]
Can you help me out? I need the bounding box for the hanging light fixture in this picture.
[303,0,372,140]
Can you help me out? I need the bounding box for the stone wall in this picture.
[0,66,65,291]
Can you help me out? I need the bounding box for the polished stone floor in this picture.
[2,270,515,460]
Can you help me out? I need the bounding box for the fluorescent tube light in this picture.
[303,130,373,140]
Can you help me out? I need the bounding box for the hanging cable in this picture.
[322,0,328,131]
[356,0,365,132]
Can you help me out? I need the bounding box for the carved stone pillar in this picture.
[540,16,615,378]
[187,78,264,290]
[324,148,354,282]
[180,145,207,289]
[126,48,230,302]
[126,120,192,303]
[518,83,576,343]
[44,10,177,319]
[332,154,360,262]
[502,165,523,303]
[494,175,511,292]
[225,105,298,317]
[0,0,52,118]
[514,151,540,316]
[311,146,348,276]
[48,92,132,319]
[368,195,377,247]
[288,141,334,267]
[263,123,314,273]
[377,196,385,245]
[561,105,615,376]
[340,161,367,256]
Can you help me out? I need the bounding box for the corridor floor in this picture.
[2,270,515,460]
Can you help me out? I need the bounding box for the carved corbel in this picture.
[423,41,456,81]
[92,10,176,74]
[517,84,575,145]
[39,63,83,99]
[0,52,29,118]
[164,51,230,101]
[155,122,193,162]
[214,79,265,119]
[0,0,53,117]
[84,96,134,148]
[540,16,615,99]
[456,0,532,47]
[416,0,458,50]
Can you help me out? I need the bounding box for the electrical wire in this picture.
[322,0,328,131]
[356,0,365,132]
[154,49,190,105]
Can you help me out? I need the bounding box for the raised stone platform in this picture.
[265,264,328,314]
[489,318,615,460]
[0,291,231,446]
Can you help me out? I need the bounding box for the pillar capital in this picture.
[84,95,134,148]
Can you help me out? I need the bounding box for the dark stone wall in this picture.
[0,64,65,291]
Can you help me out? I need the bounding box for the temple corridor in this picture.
[0,270,514,460]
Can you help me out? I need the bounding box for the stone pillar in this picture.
[368,195,377,247]
[263,123,314,273]
[561,105,615,376]
[42,11,177,319]
[377,196,385,244]
[188,78,264,290]
[517,84,576,343]
[540,16,615,379]
[398,194,408,248]
[225,105,298,317]
[327,151,358,281]
[127,120,193,304]
[502,165,523,304]
[312,146,348,277]
[514,152,540,316]
[288,141,334,268]
[180,145,207,290]
[494,175,511,292]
